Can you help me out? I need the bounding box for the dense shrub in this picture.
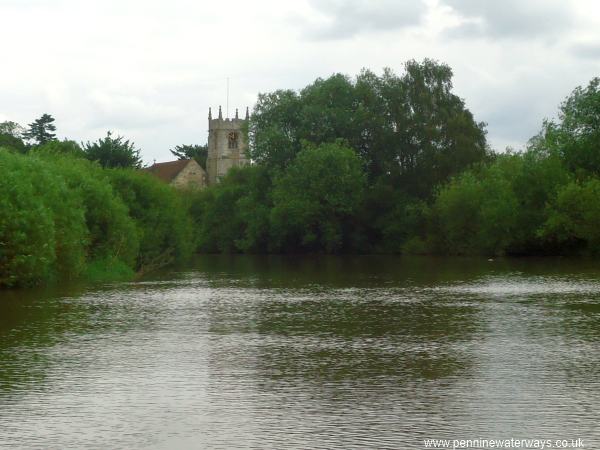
[0,152,193,287]
[107,169,193,270]
[42,157,139,268]
[31,140,86,158]
[541,178,600,254]
[428,152,572,256]
[192,165,272,253]
[0,133,26,153]
[431,170,519,255]
[0,152,87,286]
[270,142,366,252]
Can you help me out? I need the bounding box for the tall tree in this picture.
[249,60,489,198]
[170,144,208,169]
[23,114,57,146]
[0,121,25,138]
[537,77,600,177]
[83,131,142,169]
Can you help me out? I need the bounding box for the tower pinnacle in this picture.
[218,105,222,119]
[245,107,249,120]
[208,107,212,120]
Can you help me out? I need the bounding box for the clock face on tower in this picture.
[228,131,238,149]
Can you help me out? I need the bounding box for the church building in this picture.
[146,106,250,189]
[206,106,250,185]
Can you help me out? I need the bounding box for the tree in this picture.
[191,165,273,253]
[23,114,57,146]
[82,131,142,169]
[0,133,26,153]
[538,77,600,177]
[0,121,25,138]
[430,168,519,256]
[541,178,600,254]
[32,140,86,158]
[0,121,27,153]
[249,60,489,198]
[170,144,208,169]
[270,141,366,252]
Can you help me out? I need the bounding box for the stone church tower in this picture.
[206,106,250,185]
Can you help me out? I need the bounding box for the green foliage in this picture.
[32,140,86,158]
[0,121,25,137]
[170,144,208,169]
[431,169,519,255]
[107,169,193,269]
[535,78,600,177]
[0,153,56,286]
[42,156,139,267]
[0,133,26,153]
[270,142,366,252]
[83,256,135,283]
[0,152,87,286]
[250,61,489,198]
[429,151,571,256]
[192,165,272,253]
[348,177,429,254]
[507,150,571,253]
[541,178,600,254]
[0,120,27,153]
[193,174,246,253]
[193,143,365,254]
[83,131,142,169]
[7,69,600,282]
[0,152,192,288]
[23,114,57,146]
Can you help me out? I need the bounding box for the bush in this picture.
[0,153,55,286]
[107,169,193,270]
[192,165,273,253]
[41,156,139,268]
[541,178,600,254]
[0,152,87,286]
[429,151,571,256]
[0,152,190,287]
[431,163,519,255]
[270,142,366,252]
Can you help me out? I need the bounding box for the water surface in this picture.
[1,256,599,449]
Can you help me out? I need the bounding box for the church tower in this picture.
[206,106,250,185]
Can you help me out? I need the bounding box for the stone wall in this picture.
[171,160,207,189]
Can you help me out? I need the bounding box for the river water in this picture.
[1,256,599,449]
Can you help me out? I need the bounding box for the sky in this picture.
[1,0,599,163]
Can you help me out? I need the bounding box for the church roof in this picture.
[146,159,194,182]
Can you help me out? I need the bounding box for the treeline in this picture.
[0,151,193,287]
[192,61,600,257]
[3,59,600,287]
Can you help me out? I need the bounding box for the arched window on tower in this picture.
[228,131,238,149]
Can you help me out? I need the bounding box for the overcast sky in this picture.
[1,0,599,163]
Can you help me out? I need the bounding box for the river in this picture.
[1,256,599,449]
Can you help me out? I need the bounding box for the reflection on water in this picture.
[1,256,600,449]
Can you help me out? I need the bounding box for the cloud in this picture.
[571,42,600,59]
[1,0,599,163]
[302,0,427,40]
[441,0,575,40]
[86,91,184,131]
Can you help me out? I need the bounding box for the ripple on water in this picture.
[1,261,600,449]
